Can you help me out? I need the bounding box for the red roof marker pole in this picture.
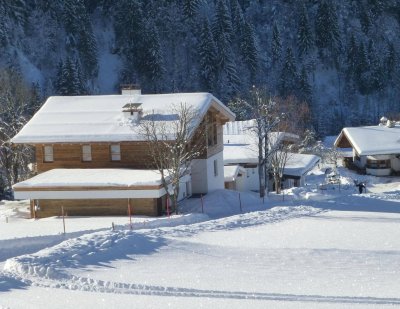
[128,199,132,230]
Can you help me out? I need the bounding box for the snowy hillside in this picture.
[1,166,400,308]
[0,1,399,135]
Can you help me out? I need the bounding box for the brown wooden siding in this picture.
[34,108,225,171]
[32,197,165,218]
[36,142,156,172]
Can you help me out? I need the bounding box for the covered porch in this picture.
[12,169,181,218]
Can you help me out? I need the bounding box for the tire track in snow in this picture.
[3,270,400,306]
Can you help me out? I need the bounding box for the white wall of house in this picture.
[206,152,224,192]
[191,152,224,194]
[191,159,208,194]
[237,167,260,191]
[177,174,192,201]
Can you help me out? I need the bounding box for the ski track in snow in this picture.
[1,206,328,301]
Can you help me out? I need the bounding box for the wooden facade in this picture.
[35,109,226,173]
[31,196,166,218]
[22,106,229,218]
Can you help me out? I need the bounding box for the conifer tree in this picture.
[137,21,165,91]
[360,6,371,34]
[386,42,396,81]
[63,0,98,77]
[114,0,144,75]
[223,51,241,96]
[355,42,370,95]
[315,0,340,53]
[212,0,234,72]
[198,19,218,91]
[346,34,358,81]
[212,0,234,45]
[183,0,201,20]
[367,39,384,93]
[212,0,240,95]
[297,3,313,57]
[55,58,87,96]
[0,6,7,47]
[298,66,312,103]
[271,22,282,66]
[230,0,245,35]
[279,47,298,97]
[240,21,259,80]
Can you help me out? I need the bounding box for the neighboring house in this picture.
[223,120,320,192]
[334,118,400,176]
[11,87,235,218]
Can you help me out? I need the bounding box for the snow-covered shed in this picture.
[11,89,235,218]
[335,122,400,176]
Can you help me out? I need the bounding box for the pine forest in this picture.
[0,0,400,136]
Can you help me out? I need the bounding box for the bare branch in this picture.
[139,103,206,213]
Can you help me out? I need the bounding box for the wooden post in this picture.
[112,222,115,231]
[31,200,36,219]
[239,193,242,213]
[200,194,204,214]
[61,206,66,235]
[128,199,132,230]
[166,196,170,217]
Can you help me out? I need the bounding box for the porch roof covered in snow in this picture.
[12,168,169,199]
[11,92,235,144]
[283,153,320,178]
[334,125,400,156]
[224,165,246,182]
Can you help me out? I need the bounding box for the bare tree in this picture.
[0,69,40,193]
[270,142,294,194]
[229,87,283,197]
[139,103,206,214]
[228,89,311,198]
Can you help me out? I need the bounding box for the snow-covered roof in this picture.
[223,129,259,164]
[223,120,300,165]
[224,165,246,182]
[12,168,166,189]
[12,92,235,144]
[283,153,320,177]
[335,125,400,156]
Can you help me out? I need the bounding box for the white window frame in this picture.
[43,145,53,162]
[110,144,121,161]
[82,145,92,162]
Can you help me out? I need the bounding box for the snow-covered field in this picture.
[1,167,400,308]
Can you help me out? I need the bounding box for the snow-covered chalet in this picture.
[335,117,400,176]
[11,86,235,218]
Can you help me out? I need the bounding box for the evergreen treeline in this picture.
[0,0,400,136]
